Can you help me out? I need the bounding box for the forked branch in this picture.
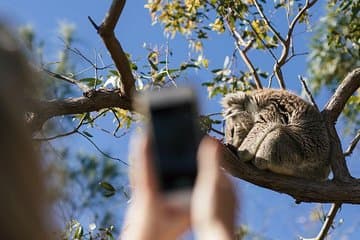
[253,0,318,89]
[322,68,360,181]
[88,0,136,97]
[224,18,263,89]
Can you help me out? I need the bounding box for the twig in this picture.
[284,51,309,64]
[246,19,278,62]
[83,109,110,125]
[34,114,87,141]
[63,43,112,71]
[89,0,136,97]
[299,75,319,111]
[164,39,177,87]
[344,130,360,157]
[211,127,224,136]
[77,131,129,166]
[253,0,286,45]
[300,203,342,240]
[253,0,319,89]
[224,18,263,89]
[42,68,91,92]
[91,123,129,139]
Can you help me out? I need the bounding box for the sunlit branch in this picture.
[88,0,136,97]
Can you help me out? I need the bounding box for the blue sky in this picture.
[1,0,359,239]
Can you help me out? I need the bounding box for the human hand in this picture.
[120,135,237,240]
[119,133,190,240]
[191,137,237,240]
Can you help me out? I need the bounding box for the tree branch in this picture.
[320,68,360,181]
[299,75,319,111]
[253,0,286,45]
[88,0,136,97]
[300,203,342,240]
[322,68,360,123]
[254,0,318,89]
[42,68,91,92]
[221,145,360,204]
[33,114,86,141]
[224,19,263,89]
[27,89,132,132]
[344,130,360,157]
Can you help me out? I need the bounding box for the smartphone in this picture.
[142,88,201,205]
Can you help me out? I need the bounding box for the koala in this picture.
[222,89,330,180]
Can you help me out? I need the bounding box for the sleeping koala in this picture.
[222,89,330,180]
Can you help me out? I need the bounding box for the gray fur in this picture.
[222,89,330,180]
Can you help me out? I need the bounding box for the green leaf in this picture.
[74,225,83,239]
[99,181,116,192]
[109,70,120,76]
[180,63,201,70]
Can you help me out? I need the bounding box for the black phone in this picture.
[143,88,201,203]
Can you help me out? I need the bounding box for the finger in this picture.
[128,131,158,198]
[196,136,223,182]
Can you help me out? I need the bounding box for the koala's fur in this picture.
[222,89,330,180]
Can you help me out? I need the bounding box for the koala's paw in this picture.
[237,149,254,162]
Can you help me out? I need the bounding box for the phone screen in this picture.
[150,101,199,193]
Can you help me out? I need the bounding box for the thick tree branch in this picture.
[322,68,360,123]
[221,146,360,204]
[27,89,132,132]
[88,0,136,97]
[321,68,360,181]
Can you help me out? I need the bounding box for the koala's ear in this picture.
[221,91,249,109]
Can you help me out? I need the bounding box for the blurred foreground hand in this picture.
[120,135,237,240]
